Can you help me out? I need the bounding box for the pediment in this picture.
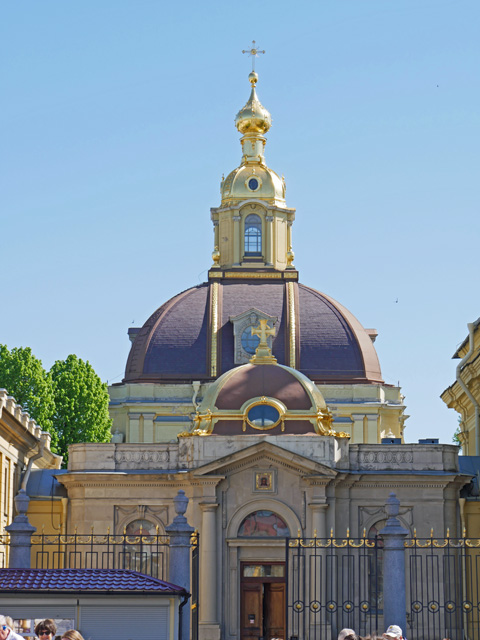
[229,308,278,325]
[193,439,337,478]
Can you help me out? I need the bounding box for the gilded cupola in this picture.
[235,71,272,136]
[210,47,296,273]
[219,71,286,208]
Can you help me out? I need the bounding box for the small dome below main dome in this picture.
[192,361,338,437]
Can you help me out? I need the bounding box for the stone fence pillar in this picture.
[5,490,36,568]
[379,492,408,634]
[166,490,194,640]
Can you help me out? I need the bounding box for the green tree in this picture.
[50,354,112,463]
[0,344,58,450]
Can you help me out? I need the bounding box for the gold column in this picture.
[287,281,296,368]
[265,214,274,266]
[232,214,241,265]
[287,219,293,254]
[210,282,219,377]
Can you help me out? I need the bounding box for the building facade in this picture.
[49,70,470,640]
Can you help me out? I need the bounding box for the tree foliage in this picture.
[0,346,112,463]
[0,344,58,450]
[50,354,112,463]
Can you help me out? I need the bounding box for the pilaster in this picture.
[199,502,221,640]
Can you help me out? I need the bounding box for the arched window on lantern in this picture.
[244,214,262,256]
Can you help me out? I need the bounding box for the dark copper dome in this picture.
[123,279,382,384]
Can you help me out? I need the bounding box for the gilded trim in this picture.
[287,281,296,368]
[225,271,282,279]
[210,282,219,377]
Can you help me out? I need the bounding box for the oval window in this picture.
[248,177,259,190]
[247,404,280,428]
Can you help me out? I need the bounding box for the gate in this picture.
[286,533,382,640]
[405,535,480,640]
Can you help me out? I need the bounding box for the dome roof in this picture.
[123,280,383,385]
[235,72,272,135]
[193,362,331,436]
[206,363,326,412]
[221,164,285,206]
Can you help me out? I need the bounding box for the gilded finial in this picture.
[297,528,301,538]
[242,40,265,72]
[313,529,317,538]
[212,246,220,267]
[235,42,271,139]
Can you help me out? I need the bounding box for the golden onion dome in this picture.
[235,72,272,135]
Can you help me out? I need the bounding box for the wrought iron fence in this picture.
[29,528,170,577]
[1,528,199,639]
[405,535,480,640]
[286,533,382,640]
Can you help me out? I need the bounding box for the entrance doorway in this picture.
[240,563,285,640]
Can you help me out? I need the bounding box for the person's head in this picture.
[383,625,403,640]
[35,619,57,639]
[61,631,85,640]
[339,629,357,640]
[0,616,12,640]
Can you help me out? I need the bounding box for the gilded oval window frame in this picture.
[244,397,285,431]
[245,174,263,192]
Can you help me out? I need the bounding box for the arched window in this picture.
[244,214,262,256]
[238,510,290,537]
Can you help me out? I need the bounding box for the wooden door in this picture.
[264,582,285,640]
[241,583,263,640]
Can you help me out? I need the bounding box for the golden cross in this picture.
[251,319,275,344]
[242,40,265,72]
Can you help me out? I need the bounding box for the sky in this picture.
[1,0,478,445]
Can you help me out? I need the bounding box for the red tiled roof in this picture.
[0,569,187,594]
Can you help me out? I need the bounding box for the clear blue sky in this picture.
[1,1,478,444]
